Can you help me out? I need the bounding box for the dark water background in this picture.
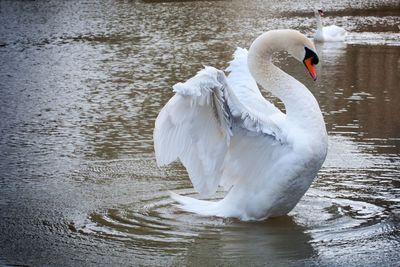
[0,0,399,266]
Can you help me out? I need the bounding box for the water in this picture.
[0,0,399,266]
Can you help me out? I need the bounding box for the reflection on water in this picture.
[0,0,399,266]
[185,217,315,266]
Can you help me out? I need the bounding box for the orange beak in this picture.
[304,58,317,81]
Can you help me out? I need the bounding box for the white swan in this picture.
[154,29,328,221]
[314,9,347,42]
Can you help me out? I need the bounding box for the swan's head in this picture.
[249,29,320,80]
[302,46,319,80]
[314,9,325,16]
[285,31,319,81]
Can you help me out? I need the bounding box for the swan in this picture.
[314,9,347,42]
[154,29,328,221]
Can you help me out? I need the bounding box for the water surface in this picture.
[0,0,399,266]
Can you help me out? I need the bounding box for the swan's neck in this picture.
[248,30,325,129]
[315,12,323,32]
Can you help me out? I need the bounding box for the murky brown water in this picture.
[0,0,399,266]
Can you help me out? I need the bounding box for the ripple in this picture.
[73,185,397,260]
[75,190,229,252]
[70,134,399,258]
[292,192,399,266]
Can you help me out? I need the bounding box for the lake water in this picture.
[0,0,399,266]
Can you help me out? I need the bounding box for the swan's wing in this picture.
[226,48,282,117]
[218,48,288,190]
[226,47,262,96]
[154,62,287,196]
[225,48,286,141]
[219,130,292,192]
[154,67,232,196]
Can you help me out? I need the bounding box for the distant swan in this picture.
[154,30,328,221]
[314,9,347,42]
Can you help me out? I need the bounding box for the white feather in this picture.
[154,67,231,195]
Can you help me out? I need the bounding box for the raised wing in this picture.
[154,67,232,195]
[225,48,286,141]
[217,48,288,190]
[154,51,287,195]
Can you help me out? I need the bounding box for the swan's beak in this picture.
[304,58,317,81]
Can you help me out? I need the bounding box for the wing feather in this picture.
[225,48,286,141]
[154,49,288,196]
[154,67,231,195]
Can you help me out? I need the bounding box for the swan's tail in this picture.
[169,192,221,217]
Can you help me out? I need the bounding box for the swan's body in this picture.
[154,30,328,221]
[314,9,347,42]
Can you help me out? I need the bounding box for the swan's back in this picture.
[322,25,347,41]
